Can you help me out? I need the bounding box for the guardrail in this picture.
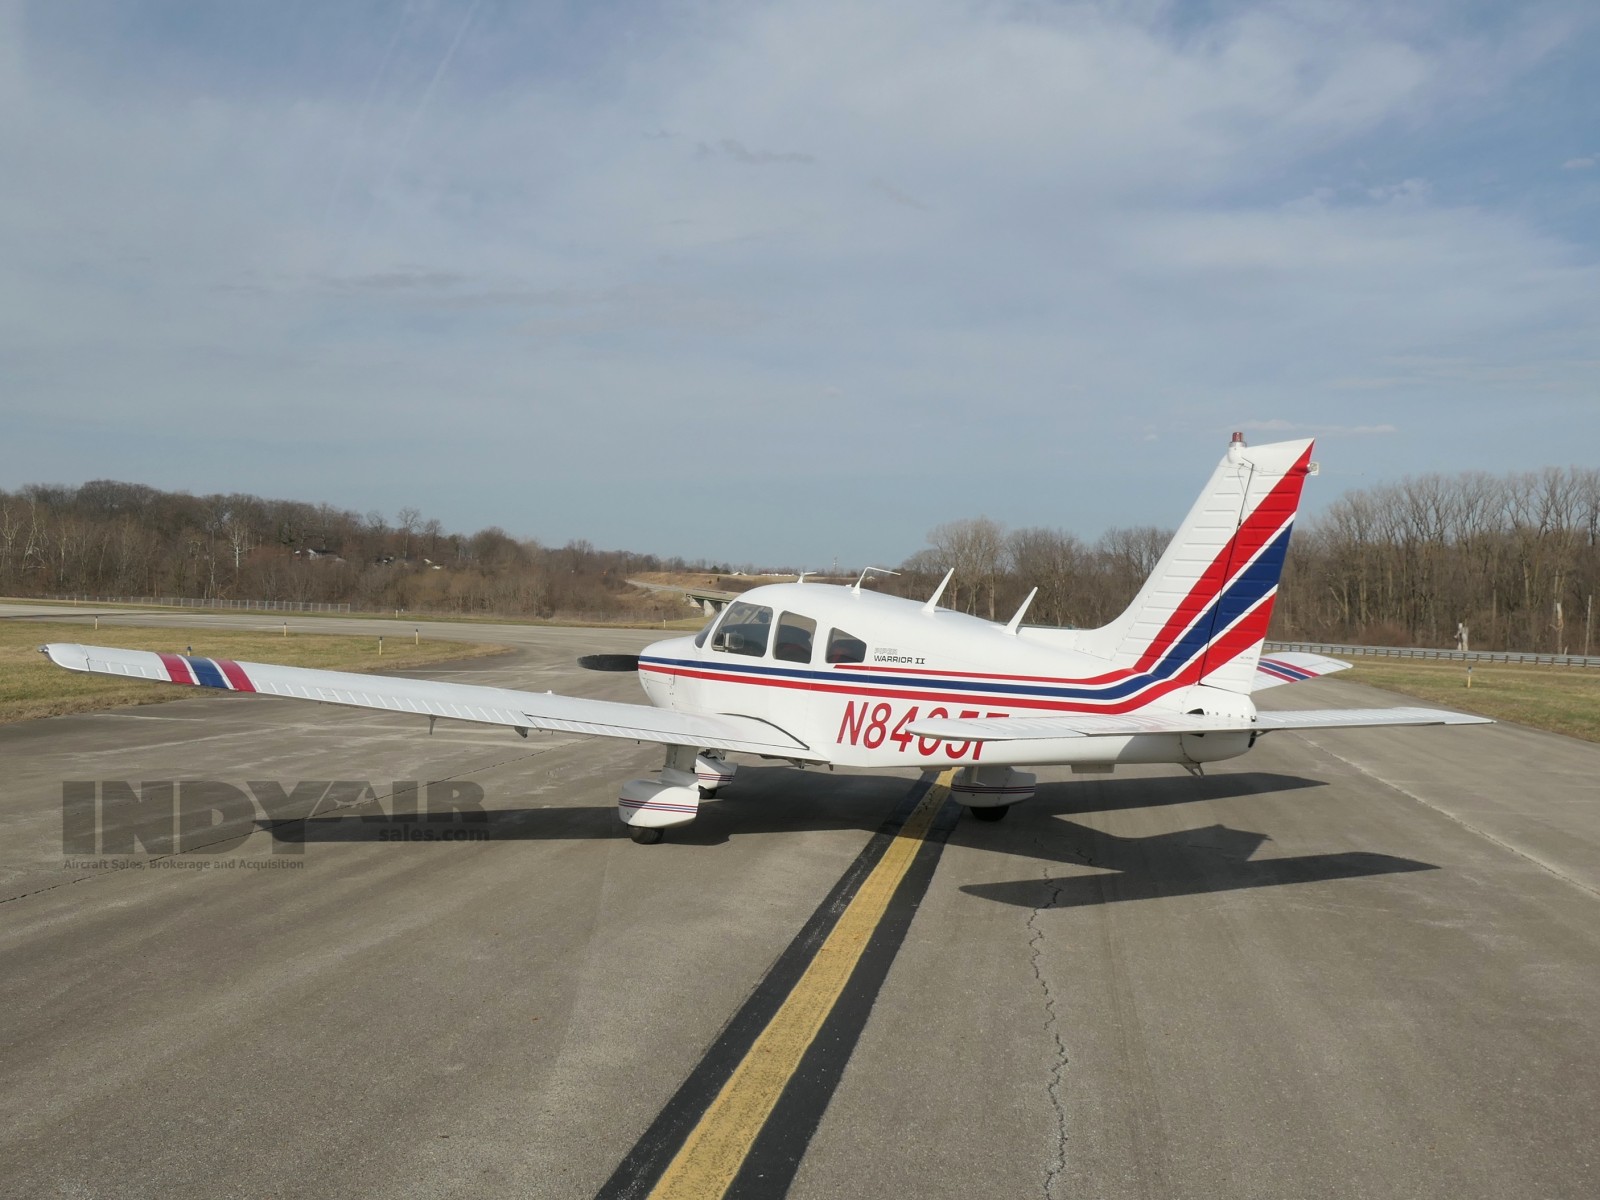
[46,594,352,614]
[1265,641,1599,669]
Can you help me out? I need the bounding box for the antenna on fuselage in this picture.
[922,568,954,613]
[851,566,899,594]
[1004,587,1038,634]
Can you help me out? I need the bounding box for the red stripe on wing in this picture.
[157,652,196,685]
[216,659,256,692]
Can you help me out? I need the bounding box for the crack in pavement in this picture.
[1029,861,1070,1200]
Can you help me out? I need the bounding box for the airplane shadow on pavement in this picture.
[256,767,1438,907]
[253,766,913,849]
[956,772,1438,909]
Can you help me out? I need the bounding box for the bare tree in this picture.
[396,507,422,560]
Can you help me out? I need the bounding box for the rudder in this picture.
[1074,434,1315,695]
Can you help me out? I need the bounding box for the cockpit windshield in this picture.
[693,613,718,648]
[710,600,773,657]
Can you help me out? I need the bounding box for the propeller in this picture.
[578,654,641,672]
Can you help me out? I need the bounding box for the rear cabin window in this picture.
[711,601,773,657]
[825,628,867,664]
[773,612,817,663]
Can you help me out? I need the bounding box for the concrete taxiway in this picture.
[1,605,1597,1198]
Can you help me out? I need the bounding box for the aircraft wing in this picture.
[1253,651,1351,690]
[40,643,821,759]
[905,706,1493,742]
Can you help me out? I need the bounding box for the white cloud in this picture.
[1366,178,1432,203]
[1,1,1597,561]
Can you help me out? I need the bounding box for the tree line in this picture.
[0,481,700,620]
[885,467,1600,654]
[889,519,1172,631]
[3,467,1597,650]
[1282,467,1600,652]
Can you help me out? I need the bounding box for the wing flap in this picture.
[41,643,820,759]
[905,712,1232,741]
[905,705,1491,743]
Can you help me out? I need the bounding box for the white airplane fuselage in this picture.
[636,582,1256,772]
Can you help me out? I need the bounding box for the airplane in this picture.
[41,434,1490,844]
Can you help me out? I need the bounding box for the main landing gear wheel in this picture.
[970,806,1009,823]
[699,786,718,799]
[630,827,665,845]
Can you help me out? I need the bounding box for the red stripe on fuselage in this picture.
[216,659,255,692]
[640,598,1273,715]
[644,662,1113,710]
[1133,446,1312,673]
[845,662,1136,685]
[157,653,196,685]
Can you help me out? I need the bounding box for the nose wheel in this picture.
[953,765,1034,824]
[630,826,665,845]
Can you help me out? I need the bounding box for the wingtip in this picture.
[39,642,90,672]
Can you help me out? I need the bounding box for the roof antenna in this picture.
[852,566,899,594]
[922,567,954,614]
[1005,587,1038,634]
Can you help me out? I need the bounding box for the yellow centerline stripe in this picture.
[646,770,955,1200]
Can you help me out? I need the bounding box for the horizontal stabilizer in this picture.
[1253,652,1351,690]
[40,643,821,759]
[1252,707,1493,730]
[905,706,1492,743]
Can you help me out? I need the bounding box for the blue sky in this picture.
[2,0,1596,567]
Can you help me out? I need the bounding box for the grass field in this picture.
[3,596,709,631]
[1347,659,1600,744]
[0,622,508,724]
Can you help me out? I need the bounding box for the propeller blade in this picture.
[578,654,641,672]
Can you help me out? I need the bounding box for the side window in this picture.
[693,614,718,648]
[774,612,817,663]
[711,601,773,657]
[825,628,867,664]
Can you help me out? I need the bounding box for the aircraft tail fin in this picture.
[1074,434,1316,696]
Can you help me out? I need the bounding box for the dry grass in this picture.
[1,621,508,724]
[3,596,706,630]
[1348,659,1600,743]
